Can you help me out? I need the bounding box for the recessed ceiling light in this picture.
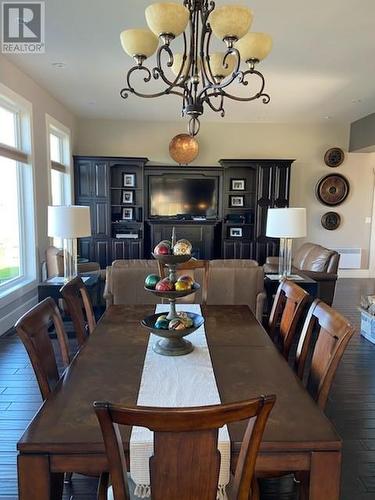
[51,62,66,69]
[324,116,332,120]
[351,98,362,104]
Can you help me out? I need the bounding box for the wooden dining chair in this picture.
[94,395,276,500]
[268,279,309,360]
[15,297,70,400]
[61,276,96,347]
[295,299,355,411]
[158,258,209,305]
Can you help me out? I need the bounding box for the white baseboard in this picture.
[338,269,371,278]
[0,294,38,336]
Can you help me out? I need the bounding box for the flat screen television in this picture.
[149,175,218,218]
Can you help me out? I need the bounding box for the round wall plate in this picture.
[321,211,341,230]
[324,147,345,167]
[316,174,350,206]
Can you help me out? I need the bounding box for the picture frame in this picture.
[230,195,244,207]
[122,190,134,204]
[229,227,243,238]
[122,207,133,220]
[231,179,246,191]
[122,173,136,187]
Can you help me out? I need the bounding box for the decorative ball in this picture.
[169,318,186,330]
[155,318,169,330]
[175,280,192,292]
[144,274,160,289]
[173,239,192,255]
[169,134,199,165]
[160,240,172,248]
[154,242,171,255]
[177,312,193,328]
[178,274,194,288]
[155,278,174,292]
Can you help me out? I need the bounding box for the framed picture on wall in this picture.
[230,195,244,207]
[122,173,136,187]
[122,190,134,204]
[231,179,246,191]
[229,227,243,237]
[122,207,133,220]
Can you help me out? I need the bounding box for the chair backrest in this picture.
[295,299,355,410]
[15,298,70,400]
[268,279,309,360]
[60,276,96,347]
[293,243,339,274]
[94,396,276,500]
[158,259,209,305]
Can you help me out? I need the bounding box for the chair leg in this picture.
[64,472,73,483]
[97,472,110,500]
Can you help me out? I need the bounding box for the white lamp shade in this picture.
[266,208,307,238]
[48,206,91,239]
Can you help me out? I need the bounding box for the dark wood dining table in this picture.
[17,305,342,499]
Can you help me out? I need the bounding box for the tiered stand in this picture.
[141,253,204,356]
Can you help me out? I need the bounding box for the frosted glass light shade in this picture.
[120,28,158,58]
[266,208,307,238]
[235,32,273,62]
[209,5,253,41]
[48,206,91,238]
[145,2,189,38]
[209,53,236,78]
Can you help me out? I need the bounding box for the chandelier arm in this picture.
[201,23,216,86]
[152,31,191,89]
[197,47,242,100]
[205,92,225,116]
[120,64,185,99]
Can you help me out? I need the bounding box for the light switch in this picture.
[365,217,372,224]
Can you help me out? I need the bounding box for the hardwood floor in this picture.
[0,278,374,499]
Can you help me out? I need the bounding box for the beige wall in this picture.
[0,55,76,264]
[76,118,375,269]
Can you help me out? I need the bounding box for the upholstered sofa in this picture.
[263,242,340,305]
[104,259,265,322]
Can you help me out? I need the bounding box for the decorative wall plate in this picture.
[316,174,350,206]
[321,211,341,230]
[324,147,345,167]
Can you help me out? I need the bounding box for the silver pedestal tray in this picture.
[141,312,204,356]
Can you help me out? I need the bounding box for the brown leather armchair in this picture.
[263,243,340,306]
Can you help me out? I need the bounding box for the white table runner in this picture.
[129,304,230,499]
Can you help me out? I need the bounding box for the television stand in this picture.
[145,219,222,259]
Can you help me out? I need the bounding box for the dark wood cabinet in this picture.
[74,156,292,266]
[112,239,143,260]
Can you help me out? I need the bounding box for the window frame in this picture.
[0,83,37,301]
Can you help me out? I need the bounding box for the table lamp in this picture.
[48,205,91,282]
[266,207,307,278]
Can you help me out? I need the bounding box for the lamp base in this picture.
[278,237,293,278]
[63,238,78,282]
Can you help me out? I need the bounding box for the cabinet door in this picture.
[78,238,93,261]
[93,161,109,198]
[76,160,93,198]
[112,240,143,260]
[273,164,290,208]
[223,240,254,259]
[92,201,109,237]
[93,239,110,269]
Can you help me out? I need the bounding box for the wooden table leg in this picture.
[18,454,64,500]
[309,451,341,500]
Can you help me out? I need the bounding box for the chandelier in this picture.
[120,1,272,136]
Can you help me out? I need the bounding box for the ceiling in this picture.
[5,0,375,123]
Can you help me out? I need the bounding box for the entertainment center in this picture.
[74,156,293,267]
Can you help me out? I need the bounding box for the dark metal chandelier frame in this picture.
[120,0,270,136]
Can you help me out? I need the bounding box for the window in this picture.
[0,85,36,295]
[46,116,72,247]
